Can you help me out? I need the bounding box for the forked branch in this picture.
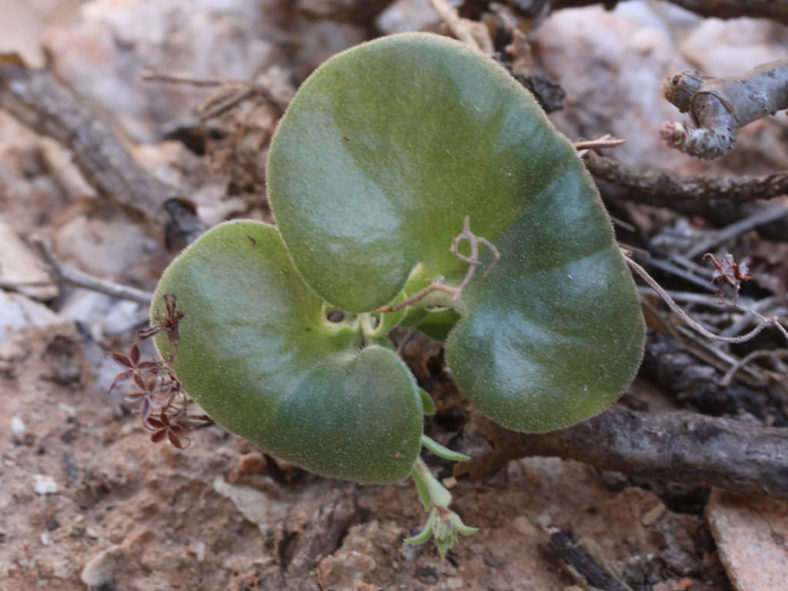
[660,60,788,159]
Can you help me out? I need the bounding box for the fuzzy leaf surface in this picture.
[151,221,422,482]
[267,33,644,431]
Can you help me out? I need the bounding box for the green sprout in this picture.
[146,33,645,556]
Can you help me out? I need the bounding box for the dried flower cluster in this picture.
[109,294,211,448]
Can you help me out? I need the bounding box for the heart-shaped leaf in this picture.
[267,33,644,431]
[151,221,423,482]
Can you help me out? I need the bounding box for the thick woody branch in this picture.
[465,1,788,25]
[0,55,174,238]
[660,60,788,159]
[457,405,788,498]
[584,152,788,204]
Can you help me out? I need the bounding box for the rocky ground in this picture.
[1,1,786,589]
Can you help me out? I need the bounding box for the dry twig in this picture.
[660,60,788,159]
[489,0,788,25]
[626,255,788,343]
[141,70,288,115]
[719,349,788,387]
[573,136,625,154]
[450,215,500,297]
[684,203,788,259]
[0,55,175,238]
[376,216,499,313]
[31,237,153,306]
[458,405,788,497]
[428,0,493,53]
[583,152,788,204]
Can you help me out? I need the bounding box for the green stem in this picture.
[421,434,470,462]
[413,457,452,508]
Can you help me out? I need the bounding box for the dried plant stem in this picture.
[31,237,153,305]
[573,136,625,155]
[459,405,788,498]
[583,152,788,204]
[450,215,500,297]
[140,71,229,87]
[141,70,286,114]
[377,216,500,313]
[626,255,787,344]
[720,349,788,387]
[660,60,788,159]
[428,0,493,53]
[376,283,458,314]
[0,58,174,237]
[518,2,788,30]
[684,203,788,259]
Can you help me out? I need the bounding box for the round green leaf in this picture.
[151,221,422,482]
[267,33,644,432]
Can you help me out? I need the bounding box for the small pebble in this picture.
[238,451,266,474]
[32,474,58,495]
[11,417,26,439]
[81,545,126,588]
[513,515,539,537]
[190,541,206,562]
[58,403,77,418]
[641,502,666,527]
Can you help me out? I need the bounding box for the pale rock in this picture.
[102,300,148,336]
[43,0,284,141]
[681,19,788,77]
[315,550,376,590]
[0,217,57,300]
[0,0,82,65]
[532,7,700,174]
[10,416,26,438]
[52,213,161,280]
[707,490,788,591]
[513,515,540,538]
[377,0,437,34]
[32,474,59,495]
[189,540,206,562]
[212,476,288,534]
[0,290,63,342]
[80,544,126,588]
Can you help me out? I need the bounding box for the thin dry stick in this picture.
[141,70,287,113]
[626,255,787,343]
[573,135,626,156]
[377,283,458,314]
[676,325,763,383]
[428,0,485,52]
[529,1,788,28]
[451,215,500,297]
[720,296,782,338]
[637,287,757,309]
[140,71,228,87]
[0,59,174,238]
[377,216,500,313]
[720,349,788,387]
[684,203,788,259]
[31,237,153,305]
